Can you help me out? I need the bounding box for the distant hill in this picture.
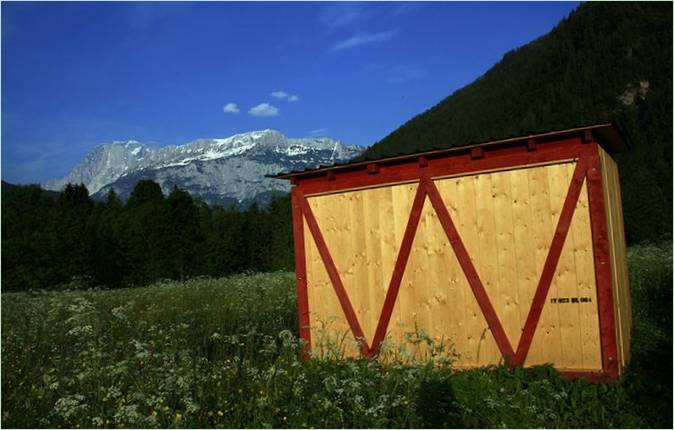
[2,180,60,199]
[360,2,672,245]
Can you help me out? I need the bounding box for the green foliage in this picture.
[126,179,164,208]
[416,372,462,428]
[2,244,671,428]
[165,187,203,281]
[622,243,673,428]
[360,2,672,245]
[1,180,294,292]
[1,184,61,290]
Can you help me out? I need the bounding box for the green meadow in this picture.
[2,243,671,428]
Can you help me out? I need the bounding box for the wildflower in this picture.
[175,412,182,421]
[217,410,223,416]
[151,410,157,416]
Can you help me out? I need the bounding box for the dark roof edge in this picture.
[268,122,629,180]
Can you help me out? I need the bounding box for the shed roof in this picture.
[269,122,630,180]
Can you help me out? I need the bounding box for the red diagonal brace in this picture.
[296,191,371,356]
[297,159,588,365]
[369,179,429,356]
[512,160,588,365]
[425,180,516,361]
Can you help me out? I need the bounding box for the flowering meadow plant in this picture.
[2,243,671,428]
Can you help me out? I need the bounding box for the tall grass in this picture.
[2,244,671,428]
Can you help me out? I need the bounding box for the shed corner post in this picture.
[291,186,311,359]
[585,144,620,380]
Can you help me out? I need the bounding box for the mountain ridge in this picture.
[44,129,363,206]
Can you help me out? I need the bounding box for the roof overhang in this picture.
[269,122,630,181]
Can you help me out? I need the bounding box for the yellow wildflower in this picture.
[217,410,224,416]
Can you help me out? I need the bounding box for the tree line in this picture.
[2,180,294,292]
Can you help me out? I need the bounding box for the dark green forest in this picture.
[1,182,294,292]
[361,2,672,245]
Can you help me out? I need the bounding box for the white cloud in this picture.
[309,128,328,135]
[249,103,279,117]
[332,29,399,51]
[271,91,299,102]
[223,102,240,114]
[271,91,289,99]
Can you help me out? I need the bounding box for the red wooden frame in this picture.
[512,160,588,365]
[291,189,311,359]
[425,179,516,360]
[370,178,428,356]
[586,154,619,379]
[289,135,620,381]
[297,191,371,356]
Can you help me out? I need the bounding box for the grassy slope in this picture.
[2,245,671,428]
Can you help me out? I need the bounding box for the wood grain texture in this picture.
[306,182,417,354]
[598,147,632,371]
[300,158,605,372]
[304,205,361,358]
[521,162,602,371]
[571,180,603,370]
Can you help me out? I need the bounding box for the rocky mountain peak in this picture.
[44,130,364,206]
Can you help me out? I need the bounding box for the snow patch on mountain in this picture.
[44,129,363,206]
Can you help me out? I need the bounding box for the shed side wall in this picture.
[598,147,632,370]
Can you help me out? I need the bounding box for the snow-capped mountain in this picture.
[43,130,363,206]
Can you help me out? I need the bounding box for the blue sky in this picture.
[2,1,579,184]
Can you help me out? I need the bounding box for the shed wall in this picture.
[598,147,632,369]
[303,159,602,371]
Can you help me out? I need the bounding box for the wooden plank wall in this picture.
[303,183,418,358]
[304,161,603,371]
[598,147,632,370]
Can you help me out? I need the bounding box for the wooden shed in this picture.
[272,123,631,381]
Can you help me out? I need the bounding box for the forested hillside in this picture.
[361,2,672,245]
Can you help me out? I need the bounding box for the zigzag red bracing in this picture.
[295,159,591,365]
